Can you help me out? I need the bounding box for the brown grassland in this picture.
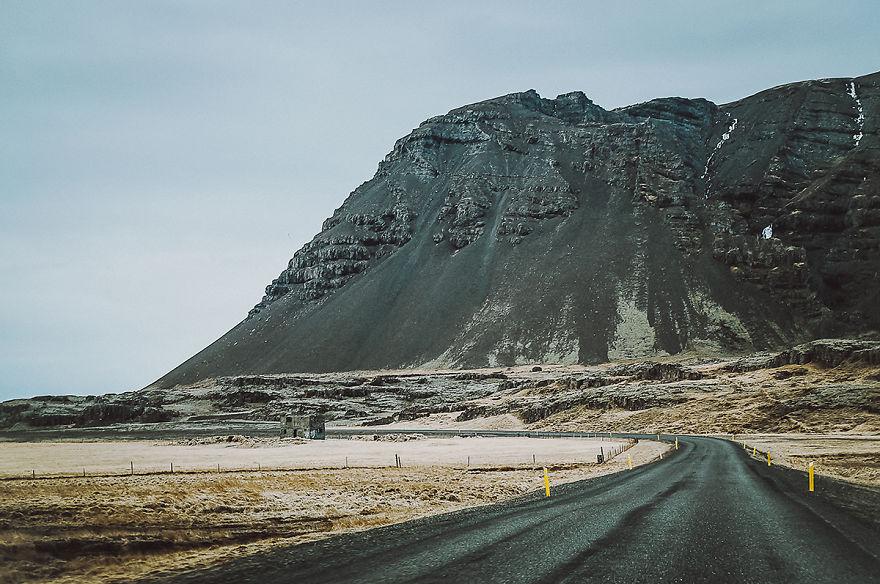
[0,440,666,583]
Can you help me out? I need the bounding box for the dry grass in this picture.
[529,364,880,434]
[0,436,625,479]
[0,440,666,583]
[734,434,880,486]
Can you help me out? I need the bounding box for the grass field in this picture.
[0,438,666,583]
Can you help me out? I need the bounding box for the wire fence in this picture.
[1,439,642,481]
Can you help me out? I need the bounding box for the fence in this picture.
[1,438,643,481]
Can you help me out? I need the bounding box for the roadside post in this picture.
[767,452,771,467]
[752,446,756,457]
[808,462,815,492]
[627,454,633,470]
[543,467,550,497]
[675,437,679,450]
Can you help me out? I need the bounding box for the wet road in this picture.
[152,436,880,583]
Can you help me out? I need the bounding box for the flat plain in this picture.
[0,437,665,584]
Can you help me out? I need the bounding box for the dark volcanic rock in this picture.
[606,362,703,382]
[155,73,880,387]
[0,395,174,428]
[768,339,880,368]
[725,338,880,371]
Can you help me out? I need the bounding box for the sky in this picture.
[1,1,878,401]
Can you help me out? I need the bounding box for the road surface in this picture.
[149,436,880,583]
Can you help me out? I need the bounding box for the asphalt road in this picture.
[151,436,880,584]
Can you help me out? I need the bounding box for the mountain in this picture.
[153,72,879,388]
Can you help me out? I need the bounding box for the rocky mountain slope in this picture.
[156,72,879,387]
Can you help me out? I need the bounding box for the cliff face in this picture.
[154,72,880,388]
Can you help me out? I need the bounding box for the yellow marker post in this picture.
[767,452,771,467]
[808,462,815,492]
[543,467,550,497]
[752,446,756,457]
[675,437,679,450]
[627,454,633,470]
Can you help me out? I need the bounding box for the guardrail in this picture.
[329,427,643,440]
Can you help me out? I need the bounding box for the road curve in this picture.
[148,437,880,584]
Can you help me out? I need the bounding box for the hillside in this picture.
[155,72,879,388]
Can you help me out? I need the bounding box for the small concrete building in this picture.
[280,413,325,439]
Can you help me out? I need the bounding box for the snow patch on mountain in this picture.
[848,81,865,147]
[702,115,738,196]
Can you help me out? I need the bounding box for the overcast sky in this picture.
[1,1,877,400]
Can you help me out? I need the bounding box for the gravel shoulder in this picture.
[733,434,880,486]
